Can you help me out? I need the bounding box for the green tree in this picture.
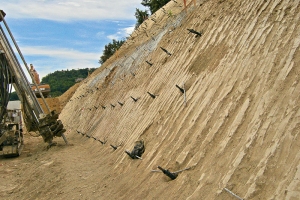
[99,39,125,65]
[9,68,96,100]
[134,8,149,28]
[141,0,171,14]
[41,68,96,97]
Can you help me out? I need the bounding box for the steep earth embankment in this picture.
[1,0,299,199]
[60,0,300,199]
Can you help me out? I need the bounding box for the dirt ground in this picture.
[1,0,300,199]
[0,83,87,200]
[0,132,109,200]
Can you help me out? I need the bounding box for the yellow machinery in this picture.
[0,10,68,157]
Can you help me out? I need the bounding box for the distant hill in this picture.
[9,68,96,100]
[41,68,96,97]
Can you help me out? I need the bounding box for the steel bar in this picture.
[224,188,244,200]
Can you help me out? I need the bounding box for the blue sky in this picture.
[1,0,144,79]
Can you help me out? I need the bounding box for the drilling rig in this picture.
[0,10,68,157]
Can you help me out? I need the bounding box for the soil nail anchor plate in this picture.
[130,96,139,102]
[98,139,106,145]
[160,47,172,56]
[110,144,118,150]
[175,84,185,93]
[147,92,157,99]
[146,60,153,66]
[157,166,178,180]
[187,29,202,37]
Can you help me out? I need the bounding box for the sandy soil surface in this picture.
[1,0,300,199]
[36,82,81,114]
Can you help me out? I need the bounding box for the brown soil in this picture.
[1,0,300,199]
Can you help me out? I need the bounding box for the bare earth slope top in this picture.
[1,0,300,199]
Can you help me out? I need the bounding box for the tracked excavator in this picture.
[0,10,68,157]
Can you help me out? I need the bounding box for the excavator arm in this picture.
[0,10,67,156]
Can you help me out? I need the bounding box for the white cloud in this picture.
[21,46,100,78]
[22,46,99,60]
[1,1,143,79]
[107,25,135,40]
[58,2,81,7]
[107,32,122,40]
[124,26,135,35]
[2,0,143,22]
[96,31,105,39]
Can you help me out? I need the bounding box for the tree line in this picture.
[42,68,96,97]
[9,68,96,100]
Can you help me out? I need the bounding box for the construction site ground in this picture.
[1,0,300,199]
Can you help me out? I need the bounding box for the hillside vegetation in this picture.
[41,68,96,97]
[9,68,95,100]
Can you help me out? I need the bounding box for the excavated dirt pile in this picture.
[36,82,81,114]
[1,0,300,199]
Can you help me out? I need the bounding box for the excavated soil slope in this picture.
[36,82,81,114]
[1,0,300,199]
[37,98,61,114]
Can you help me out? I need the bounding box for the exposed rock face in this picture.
[59,0,300,199]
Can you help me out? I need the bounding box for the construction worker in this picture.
[29,64,40,84]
